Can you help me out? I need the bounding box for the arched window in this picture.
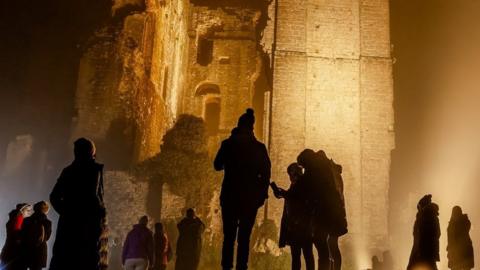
[195,82,221,136]
[204,98,221,136]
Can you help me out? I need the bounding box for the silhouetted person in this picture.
[408,195,441,270]
[19,201,52,270]
[153,223,171,270]
[122,216,154,270]
[325,156,348,270]
[1,203,30,270]
[214,109,271,270]
[372,256,382,270]
[447,206,474,270]
[49,138,108,270]
[297,149,340,270]
[175,209,205,270]
[272,163,314,270]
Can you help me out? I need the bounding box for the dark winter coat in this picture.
[408,203,441,269]
[214,129,271,211]
[278,180,312,247]
[20,212,52,268]
[0,210,23,268]
[302,155,342,238]
[153,232,170,269]
[122,224,154,265]
[447,214,474,269]
[175,217,205,270]
[329,159,348,237]
[49,159,108,270]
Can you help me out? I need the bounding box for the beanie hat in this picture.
[237,108,255,130]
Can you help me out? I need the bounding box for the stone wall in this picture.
[269,0,394,267]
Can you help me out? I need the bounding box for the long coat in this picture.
[408,203,441,270]
[49,159,108,270]
[447,214,474,269]
[175,217,205,270]
[214,129,271,212]
[20,212,52,268]
[278,180,312,247]
[0,210,23,269]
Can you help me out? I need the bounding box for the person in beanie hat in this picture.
[214,109,271,270]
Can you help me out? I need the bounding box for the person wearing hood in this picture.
[1,203,30,270]
[214,108,271,270]
[122,216,154,270]
[447,206,474,270]
[19,201,52,270]
[408,195,441,270]
[175,209,205,270]
[49,138,108,270]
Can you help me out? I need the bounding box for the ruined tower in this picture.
[70,0,394,267]
[268,0,395,267]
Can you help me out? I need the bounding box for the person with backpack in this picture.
[19,201,52,270]
[324,154,348,270]
[297,149,341,270]
[153,223,171,270]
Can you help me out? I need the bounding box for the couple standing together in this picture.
[214,109,347,270]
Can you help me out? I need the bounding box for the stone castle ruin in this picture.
[71,0,394,268]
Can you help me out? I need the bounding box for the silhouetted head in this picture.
[297,149,317,169]
[287,163,302,183]
[33,201,49,215]
[372,255,380,264]
[237,108,255,131]
[186,208,195,219]
[417,194,432,211]
[451,205,462,219]
[74,138,96,161]
[155,222,164,234]
[138,215,149,226]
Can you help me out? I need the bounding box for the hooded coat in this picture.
[20,212,52,268]
[447,214,474,269]
[408,203,441,270]
[175,217,205,270]
[49,159,108,270]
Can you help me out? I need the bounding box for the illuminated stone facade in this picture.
[269,0,394,266]
[72,0,394,267]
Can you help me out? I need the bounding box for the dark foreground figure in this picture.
[297,149,346,270]
[19,201,52,270]
[408,194,441,270]
[214,109,271,270]
[49,138,108,270]
[153,222,171,270]
[175,209,205,270]
[0,203,29,270]
[447,206,474,270]
[273,163,314,270]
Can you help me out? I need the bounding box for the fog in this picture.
[390,0,480,268]
[2,1,480,269]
